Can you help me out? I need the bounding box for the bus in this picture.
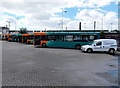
[22,34,34,44]
[5,34,22,42]
[16,34,22,42]
[34,32,100,49]
[5,34,11,41]
[6,34,17,42]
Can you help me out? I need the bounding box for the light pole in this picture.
[6,21,12,30]
[101,19,103,31]
[111,23,113,31]
[62,10,67,31]
[84,23,86,29]
[15,18,19,34]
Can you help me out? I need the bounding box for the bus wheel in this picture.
[109,48,115,54]
[75,45,81,50]
[42,43,46,48]
[87,48,93,53]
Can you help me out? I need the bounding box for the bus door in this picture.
[34,35,41,45]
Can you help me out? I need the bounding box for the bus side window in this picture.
[89,35,95,41]
[65,35,73,41]
[56,35,63,41]
[82,36,89,42]
[73,35,81,41]
[47,36,56,41]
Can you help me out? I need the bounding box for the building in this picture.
[0,27,9,39]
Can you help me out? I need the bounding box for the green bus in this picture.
[34,32,100,49]
[5,34,22,42]
[7,34,17,42]
[16,34,22,42]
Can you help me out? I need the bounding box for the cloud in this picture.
[0,0,118,31]
[75,9,118,30]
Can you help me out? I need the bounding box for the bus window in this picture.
[41,35,47,40]
[47,35,56,41]
[73,35,82,41]
[56,35,64,41]
[82,36,89,42]
[89,35,95,41]
[65,35,73,41]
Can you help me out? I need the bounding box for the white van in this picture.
[81,39,117,54]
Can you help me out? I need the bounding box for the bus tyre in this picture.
[42,43,46,48]
[109,49,115,54]
[75,45,81,50]
[87,48,93,53]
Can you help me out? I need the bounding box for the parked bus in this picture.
[22,34,34,44]
[6,34,17,42]
[34,32,100,49]
[16,34,22,42]
[5,34,11,41]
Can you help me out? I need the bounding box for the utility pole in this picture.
[79,22,81,31]
[62,10,67,32]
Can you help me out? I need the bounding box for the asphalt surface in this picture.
[2,41,119,86]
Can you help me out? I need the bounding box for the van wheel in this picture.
[42,43,46,48]
[109,49,115,54]
[75,45,81,50]
[87,48,93,53]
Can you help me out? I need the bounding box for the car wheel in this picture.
[87,48,93,53]
[109,49,115,54]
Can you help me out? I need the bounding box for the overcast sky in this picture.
[0,0,119,31]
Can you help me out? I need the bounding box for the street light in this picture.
[84,23,86,29]
[6,21,12,30]
[62,10,67,31]
[15,18,19,34]
[111,23,113,31]
[101,19,103,31]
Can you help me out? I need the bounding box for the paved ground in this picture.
[2,41,119,86]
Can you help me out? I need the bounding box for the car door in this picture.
[93,42,102,51]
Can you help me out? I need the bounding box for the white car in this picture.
[81,39,117,54]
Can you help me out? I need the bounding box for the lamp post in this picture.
[6,21,12,30]
[101,19,103,31]
[62,10,67,31]
[84,23,86,29]
[15,18,19,34]
[111,23,113,31]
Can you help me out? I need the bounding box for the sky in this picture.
[0,0,119,31]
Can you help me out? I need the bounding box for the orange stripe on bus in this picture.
[40,41,48,45]
[34,32,47,35]
[5,34,11,36]
[8,38,11,40]
[22,34,31,36]
[27,39,32,43]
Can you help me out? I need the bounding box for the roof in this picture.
[34,32,100,35]
[94,39,116,41]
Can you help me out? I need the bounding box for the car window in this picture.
[96,42,102,46]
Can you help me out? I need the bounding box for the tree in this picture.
[100,30,105,38]
[19,28,28,34]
